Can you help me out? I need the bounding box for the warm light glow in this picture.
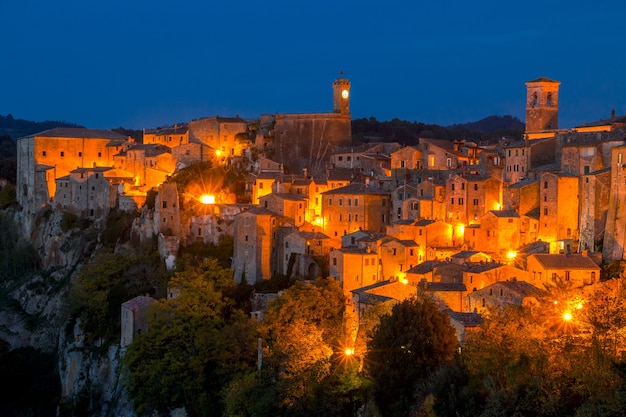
[507,250,517,260]
[200,194,215,204]
[400,277,408,285]
[458,224,465,235]
[342,89,349,99]
[314,217,324,226]
[562,312,572,322]
[576,302,583,310]
[344,347,355,356]
[215,149,222,157]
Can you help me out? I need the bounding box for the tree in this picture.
[365,295,457,416]
[122,258,257,417]
[224,278,358,417]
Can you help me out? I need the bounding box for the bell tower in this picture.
[525,77,560,134]
[333,74,350,115]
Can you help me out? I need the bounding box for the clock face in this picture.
[341,89,349,99]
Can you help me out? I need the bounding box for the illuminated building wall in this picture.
[603,145,626,262]
[16,128,129,208]
[525,77,560,134]
[538,172,579,243]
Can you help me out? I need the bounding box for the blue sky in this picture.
[1,0,625,130]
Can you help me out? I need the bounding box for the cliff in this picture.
[0,206,136,416]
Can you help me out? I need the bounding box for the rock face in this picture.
[0,206,135,416]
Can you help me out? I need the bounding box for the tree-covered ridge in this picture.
[0,114,82,141]
[352,115,524,145]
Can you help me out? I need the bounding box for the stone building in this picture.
[579,168,610,252]
[16,127,130,208]
[329,247,380,295]
[259,193,307,228]
[526,253,600,289]
[603,145,626,262]
[231,207,287,285]
[321,181,391,242]
[268,76,352,176]
[503,137,556,184]
[472,210,521,254]
[525,77,560,136]
[282,231,331,279]
[53,167,117,218]
[465,281,543,314]
[379,238,419,281]
[188,116,249,162]
[538,172,579,244]
[120,295,154,348]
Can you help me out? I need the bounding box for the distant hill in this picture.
[352,115,524,146]
[447,115,525,136]
[0,114,83,141]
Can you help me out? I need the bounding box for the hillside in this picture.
[352,114,524,145]
[0,114,83,140]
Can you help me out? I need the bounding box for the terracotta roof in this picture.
[530,254,600,269]
[415,219,436,226]
[496,281,544,297]
[263,192,307,201]
[291,231,329,240]
[526,77,560,84]
[507,178,538,188]
[447,311,483,327]
[322,183,390,196]
[488,209,519,218]
[424,282,467,292]
[32,127,128,140]
[121,295,154,310]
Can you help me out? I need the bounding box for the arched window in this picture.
[547,92,553,106]
[532,92,538,107]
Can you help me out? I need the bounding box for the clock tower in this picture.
[333,75,350,115]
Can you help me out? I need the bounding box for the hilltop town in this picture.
[5,75,626,415]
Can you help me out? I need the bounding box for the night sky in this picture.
[2,0,625,130]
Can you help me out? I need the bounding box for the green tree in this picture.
[122,258,257,417]
[224,278,359,417]
[365,295,457,416]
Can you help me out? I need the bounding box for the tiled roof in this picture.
[121,295,154,310]
[406,260,440,274]
[527,77,560,83]
[292,231,329,240]
[322,183,390,195]
[32,127,128,140]
[447,311,483,327]
[488,209,519,218]
[507,178,538,188]
[496,280,544,297]
[531,254,600,270]
[424,282,467,292]
[415,219,436,226]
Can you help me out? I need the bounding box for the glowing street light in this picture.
[344,347,355,356]
[562,311,572,322]
[200,194,215,204]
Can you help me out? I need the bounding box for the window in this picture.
[547,92,552,106]
[516,149,519,156]
[78,152,82,157]
[565,271,570,281]
[458,198,464,205]
[508,150,511,157]
[544,208,548,215]
[259,182,264,189]
[446,157,452,167]
[339,198,343,206]
[619,153,623,164]
[544,181,548,189]
[245,235,248,242]
[473,199,479,206]
[552,272,557,281]
[474,184,478,191]
[60,151,64,157]
[508,218,513,223]
[451,184,455,191]
[354,198,358,206]
[98,152,102,158]
[162,201,167,209]
[338,156,343,161]
[348,198,352,206]
[544,195,547,202]
[42,151,46,157]
[328,198,332,205]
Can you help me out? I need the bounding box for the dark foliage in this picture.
[112,126,143,143]
[0,344,61,417]
[0,113,82,140]
[352,115,524,145]
[365,295,457,416]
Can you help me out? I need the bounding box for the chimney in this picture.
[303,167,308,179]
